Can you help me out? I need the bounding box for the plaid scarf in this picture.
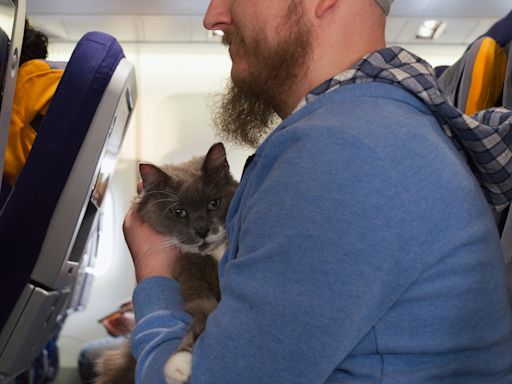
[296,46,512,219]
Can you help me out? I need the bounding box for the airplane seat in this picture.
[437,37,509,114]
[436,9,512,112]
[456,36,507,114]
[0,178,10,208]
[0,31,137,381]
[504,41,512,108]
[436,10,512,304]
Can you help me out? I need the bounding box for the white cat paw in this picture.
[164,351,192,384]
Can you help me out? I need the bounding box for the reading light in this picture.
[416,19,447,40]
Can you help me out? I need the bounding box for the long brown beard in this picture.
[212,1,312,148]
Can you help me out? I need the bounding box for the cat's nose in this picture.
[195,228,209,239]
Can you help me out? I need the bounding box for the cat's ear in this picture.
[139,163,168,190]
[203,142,229,176]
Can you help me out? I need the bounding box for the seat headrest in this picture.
[479,9,512,48]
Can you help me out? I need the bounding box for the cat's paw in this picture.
[164,351,192,384]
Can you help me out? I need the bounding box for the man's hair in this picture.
[20,20,48,65]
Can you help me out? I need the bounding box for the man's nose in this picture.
[203,0,232,31]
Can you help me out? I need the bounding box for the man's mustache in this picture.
[222,31,244,48]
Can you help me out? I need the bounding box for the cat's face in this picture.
[136,143,238,255]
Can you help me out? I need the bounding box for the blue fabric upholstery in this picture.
[0,32,124,330]
[0,178,11,209]
[478,9,512,48]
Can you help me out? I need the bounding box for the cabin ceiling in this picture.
[26,0,512,45]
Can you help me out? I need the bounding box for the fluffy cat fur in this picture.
[95,143,238,384]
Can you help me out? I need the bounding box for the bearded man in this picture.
[124,0,512,383]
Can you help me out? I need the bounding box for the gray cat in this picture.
[95,142,238,384]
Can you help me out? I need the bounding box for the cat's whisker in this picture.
[142,189,180,200]
[145,198,179,208]
[142,238,183,257]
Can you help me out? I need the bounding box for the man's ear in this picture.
[315,0,338,18]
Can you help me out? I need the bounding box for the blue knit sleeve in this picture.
[131,276,190,383]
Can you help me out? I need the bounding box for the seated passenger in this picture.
[123,1,512,383]
[3,20,63,186]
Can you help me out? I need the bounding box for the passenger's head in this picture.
[205,0,392,147]
[20,20,48,65]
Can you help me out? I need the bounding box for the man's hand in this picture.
[123,182,181,282]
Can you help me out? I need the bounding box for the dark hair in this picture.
[20,20,48,65]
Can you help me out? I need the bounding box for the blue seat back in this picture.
[0,31,136,380]
[0,31,124,328]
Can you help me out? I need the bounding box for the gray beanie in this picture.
[374,0,393,15]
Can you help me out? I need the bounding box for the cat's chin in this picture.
[199,243,210,252]
[179,243,203,254]
[179,241,226,262]
[179,242,214,255]
[196,241,223,255]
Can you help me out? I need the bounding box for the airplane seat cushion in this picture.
[436,9,512,113]
[0,31,125,329]
[434,65,449,78]
[0,178,10,209]
[504,41,512,108]
[461,37,507,115]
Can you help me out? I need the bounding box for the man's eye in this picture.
[207,199,220,211]
[173,208,188,218]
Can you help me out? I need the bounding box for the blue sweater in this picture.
[132,83,512,383]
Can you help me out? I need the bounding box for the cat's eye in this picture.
[207,199,220,211]
[173,207,188,218]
